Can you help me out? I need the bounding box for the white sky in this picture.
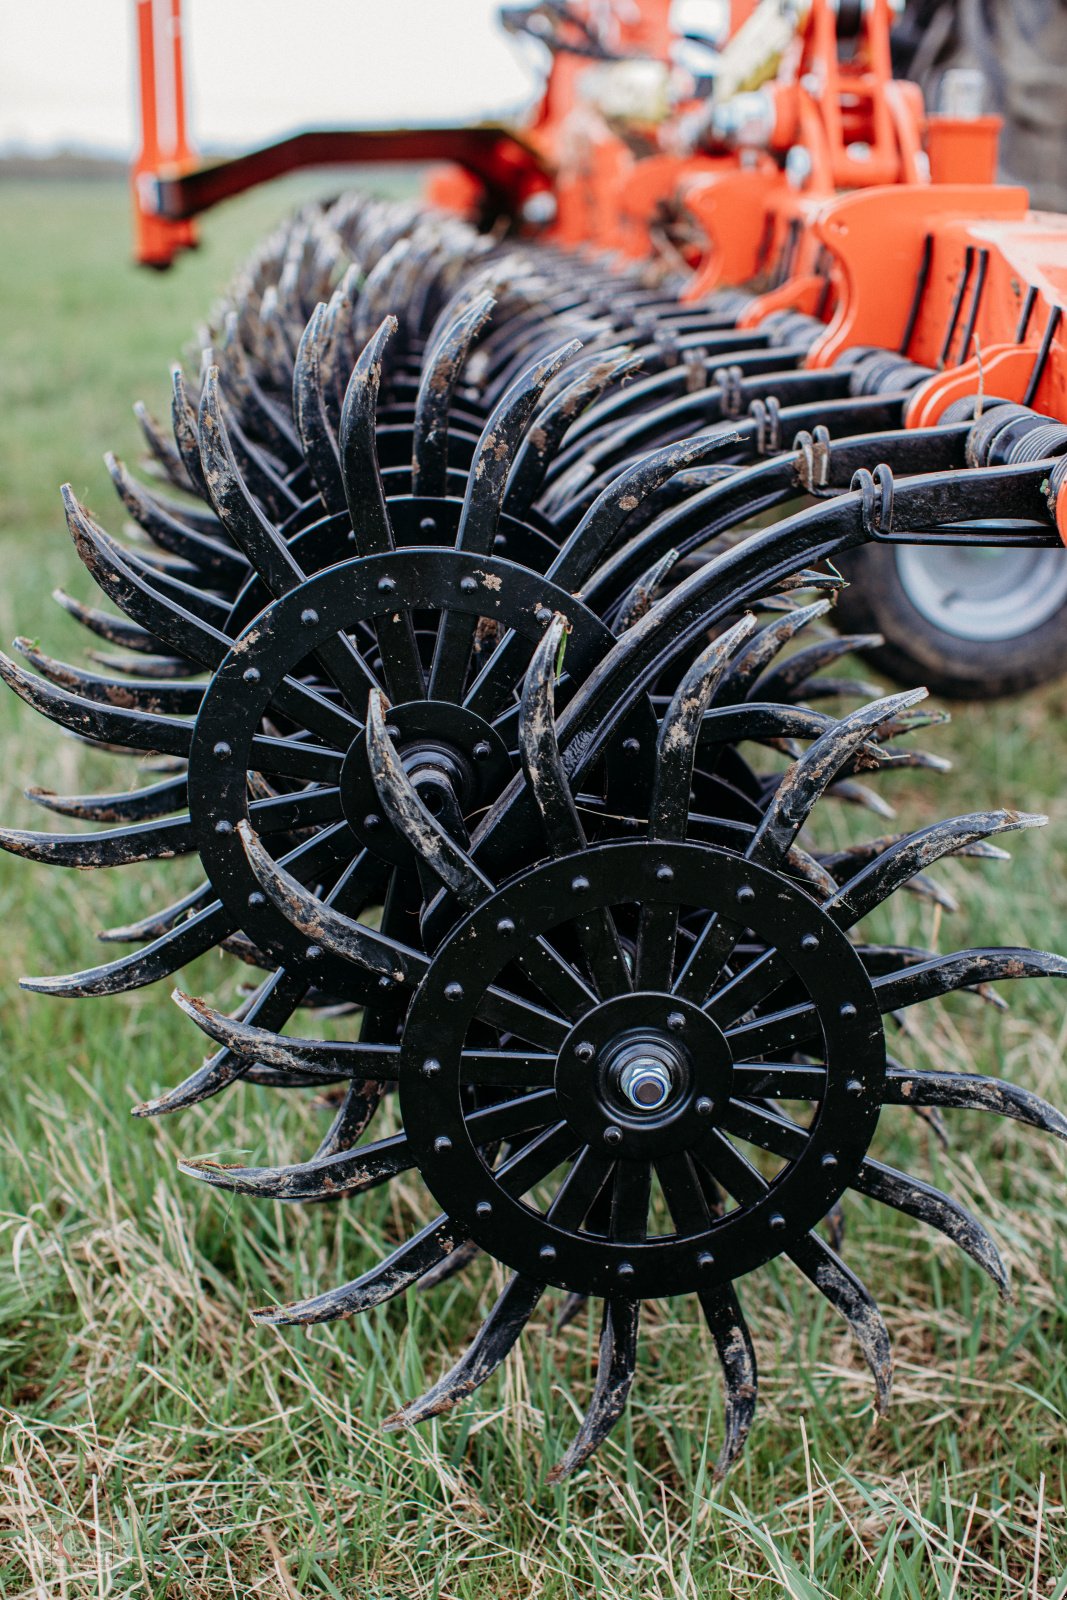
[1,1,544,156]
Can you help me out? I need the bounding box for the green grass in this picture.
[2,177,1067,1598]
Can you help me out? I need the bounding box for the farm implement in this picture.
[4,0,1067,1475]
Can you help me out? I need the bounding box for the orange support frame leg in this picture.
[132,0,198,268]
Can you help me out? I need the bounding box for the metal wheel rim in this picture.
[894,544,1067,643]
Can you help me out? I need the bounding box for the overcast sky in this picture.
[1,1,544,156]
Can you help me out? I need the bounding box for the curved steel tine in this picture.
[824,778,897,819]
[134,399,195,493]
[714,601,832,706]
[884,1066,1067,1139]
[0,647,193,759]
[412,293,496,499]
[505,349,641,520]
[52,588,163,655]
[788,1233,893,1413]
[729,946,1067,1061]
[251,1216,467,1326]
[100,882,214,942]
[520,616,631,997]
[26,773,187,824]
[180,1128,412,1200]
[756,633,884,703]
[136,966,311,1118]
[855,1160,1010,1297]
[170,365,210,501]
[366,689,490,907]
[367,689,595,1018]
[556,1291,590,1332]
[237,817,426,987]
[751,689,928,868]
[0,812,194,869]
[106,454,247,582]
[829,811,1046,926]
[87,649,203,681]
[636,616,756,990]
[13,638,205,718]
[172,988,399,1078]
[293,304,346,515]
[518,616,586,856]
[20,898,234,998]
[872,948,1067,1011]
[384,1274,544,1430]
[697,1285,758,1479]
[426,337,582,703]
[547,1298,641,1481]
[613,548,681,632]
[63,487,226,670]
[198,367,305,593]
[547,430,745,596]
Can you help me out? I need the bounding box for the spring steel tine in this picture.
[755,634,885,702]
[547,1298,641,1482]
[13,639,205,718]
[106,455,248,582]
[613,548,681,632]
[636,621,758,993]
[173,989,400,1078]
[366,690,491,907]
[711,811,1044,1027]
[170,366,210,501]
[52,589,163,655]
[293,304,346,515]
[26,773,187,824]
[180,1128,414,1200]
[789,1233,893,1412]
[883,1068,1067,1139]
[547,432,745,595]
[101,883,214,943]
[237,819,426,987]
[519,620,631,997]
[825,778,897,819]
[456,337,584,558]
[198,367,307,591]
[0,813,195,869]
[751,690,928,866]
[728,949,1067,1062]
[829,812,1048,926]
[412,295,496,499]
[0,648,193,759]
[384,1275,545,1430]
[505,350,643,520]
[698,1286,758,1479]
[86,649,201,680]
[250,1216,468,1327]
[134,400,196,494]
[855,1160,1010,1297]
[714,602,832,706]
[366,688,595,1018]
[424,337,583,706]
[338,316,398,555]
[135,967,312,1117]
[20,899,235,998]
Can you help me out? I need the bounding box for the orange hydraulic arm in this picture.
[132,0,198,268]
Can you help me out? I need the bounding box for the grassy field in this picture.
[2,176,1067,1599]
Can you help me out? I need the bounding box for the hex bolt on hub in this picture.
[617,1050,674,1110]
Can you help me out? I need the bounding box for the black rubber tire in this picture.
[832,542,1067,701]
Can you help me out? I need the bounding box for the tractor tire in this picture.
[833,539,1067,699]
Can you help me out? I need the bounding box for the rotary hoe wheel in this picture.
[3,195,1067,1477]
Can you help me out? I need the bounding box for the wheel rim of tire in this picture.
[893,543,1067,642]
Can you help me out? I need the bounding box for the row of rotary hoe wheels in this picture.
[5,191,1067,1478]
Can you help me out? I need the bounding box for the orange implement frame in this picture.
[132,0,198,268]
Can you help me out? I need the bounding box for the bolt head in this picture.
[300,608,319,627]
[603,1125,623,1147]
[695,1096,715,1118]
[473,741,492,761]
[444,981,464,1002]
[575,1041,595,1064]
[666,1010,686,1033]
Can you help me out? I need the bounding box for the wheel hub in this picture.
[554,992,734,1157]
[339,698,511,863]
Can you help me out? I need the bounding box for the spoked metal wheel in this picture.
[177,613,1067,1477]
